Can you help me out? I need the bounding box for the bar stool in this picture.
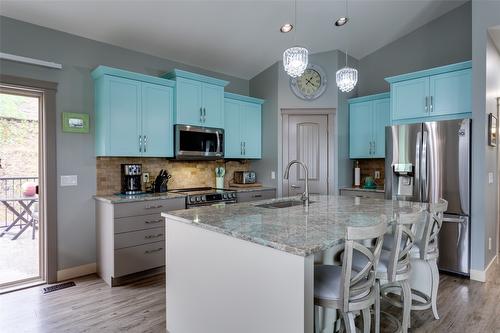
[314,218,387,333]
[353,209,425,333]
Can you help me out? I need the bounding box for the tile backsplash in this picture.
[356,159,385,187]
[96,157,251,195]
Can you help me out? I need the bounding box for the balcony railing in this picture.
[0,176,38,228]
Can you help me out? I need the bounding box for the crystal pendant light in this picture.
[283,0,308,77]
[335,0,358,92]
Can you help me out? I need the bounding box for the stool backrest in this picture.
[419,198,448,259]
[341,217,387,312]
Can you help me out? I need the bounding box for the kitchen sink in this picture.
[255,200,313,209]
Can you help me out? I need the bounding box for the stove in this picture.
[168,187,237,208]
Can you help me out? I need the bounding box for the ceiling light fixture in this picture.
[280,23,294,33]
[282,0,308,77]
[335,0,358,92]
[334,17,349,27]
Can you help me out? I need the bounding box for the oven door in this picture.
[175,125,224,160]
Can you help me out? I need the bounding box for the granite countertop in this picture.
[228,186,276,193]
[341,187,385,193]
[94,192,186,204]
[162,195,427,257]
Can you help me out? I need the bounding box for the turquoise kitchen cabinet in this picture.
[162,69,228,128]
[386,61,472,124]
[348,93,390,159]
[92,66,175,157]
[224,93,264,159]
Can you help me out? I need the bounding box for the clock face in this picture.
[290,64,327,100]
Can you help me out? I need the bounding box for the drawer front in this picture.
[114,241,165,277]
[114,197,185,218]
[114,227,165,249]
[114,214,165,233]
[237,189,276,203]
[339,189,385,199]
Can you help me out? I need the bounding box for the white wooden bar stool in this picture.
[314,218,387,333]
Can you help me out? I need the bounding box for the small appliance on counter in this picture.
[233,171,256,184]
[154,169,172,193]
[121,164,142,195]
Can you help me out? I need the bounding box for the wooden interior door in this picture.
[284,114,328,196]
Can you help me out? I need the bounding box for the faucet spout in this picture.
[283,160,310,206]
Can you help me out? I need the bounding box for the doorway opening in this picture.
[0,85,45,291]
[281,109,335,196]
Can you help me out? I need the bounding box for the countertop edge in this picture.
[94,193,186,204]
[340,187,385,193]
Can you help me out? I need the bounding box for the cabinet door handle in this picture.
[430,96,433,112]
[145,219,163,224]
[368,142,372,155]
[200,107,203,123]
[243,142,246,155]
[145,233,163,239]
[145,204,163,210]
[425,96,428,112]
[291,185,301,189]
[203,108,207,123]
[145,247,163,254]
[139,135,142,153]
[143,135,147,152]
[253,194,262,198]
[240,142,243,155]
[373,141,376,155]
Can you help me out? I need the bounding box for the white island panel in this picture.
[166,216,314,333]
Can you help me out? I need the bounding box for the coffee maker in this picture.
[121,164,142,194]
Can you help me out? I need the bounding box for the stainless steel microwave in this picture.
[175,125,224,160]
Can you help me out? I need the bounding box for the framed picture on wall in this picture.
[62,112,89,133]
[488,113,497,147]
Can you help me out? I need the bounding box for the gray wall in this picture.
[250,50,354,197]
[357,2,472,96]
[0,16,249,270]
[470,0,500,272]
[249,63,279,188]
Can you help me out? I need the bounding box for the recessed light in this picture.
[335,17,349,27]
[280,23,294,33]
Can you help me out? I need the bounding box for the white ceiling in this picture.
[0,0,467,79]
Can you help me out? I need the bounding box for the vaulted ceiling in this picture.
[0,0,467,79]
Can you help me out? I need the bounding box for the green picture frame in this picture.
[62,112,89,133]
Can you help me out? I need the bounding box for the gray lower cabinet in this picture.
[339,188,385,199]
[237,189,276,203]
[96,197,185,286]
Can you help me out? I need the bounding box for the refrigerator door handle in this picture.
[415,131,422,202]
[421,131,428,202]
[443,216,467,247]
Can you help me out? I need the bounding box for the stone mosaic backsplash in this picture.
[96,157,252,195]
[356,158,385,187]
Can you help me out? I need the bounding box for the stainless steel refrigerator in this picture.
[385,119,471,275]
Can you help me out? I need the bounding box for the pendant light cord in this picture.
[293,0,297,44]
[344,0,349,66]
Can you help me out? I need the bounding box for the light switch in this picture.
[374,170,381,179]
[61,175,78,187]
[488,172,494,184]
[271,171,276,179]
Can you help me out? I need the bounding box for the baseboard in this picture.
[57,263,96,282]
[470,255,497,282]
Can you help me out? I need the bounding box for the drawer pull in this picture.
[145,219,163,224]
[145,233,163,239]
[145,204,163,210]
[145,247,163,254]
[253,194,262,198]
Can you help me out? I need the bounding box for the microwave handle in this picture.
[216,131,221,153]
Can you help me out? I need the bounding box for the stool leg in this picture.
[375,280,380,333]
[361,308,371,333]
[401,280,412,333]
[429,259,440,320]
[341,311,356,333]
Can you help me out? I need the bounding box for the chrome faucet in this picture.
[284,160,310,206]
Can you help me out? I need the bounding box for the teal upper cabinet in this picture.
[386,61,472,124]
[92,66,175,157]
[224,93,264,159]
[162,69,228,128]
[348,93,390,159]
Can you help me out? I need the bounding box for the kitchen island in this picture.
[162,195,426,333]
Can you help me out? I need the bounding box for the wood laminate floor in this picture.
[1,261,499,333]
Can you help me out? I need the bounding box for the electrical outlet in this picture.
[489,172,494,184]
[60,175,77,187]
[271,171,276,179]
[374,170,381,179]
[489,237,492,251]
[143,172,150,184]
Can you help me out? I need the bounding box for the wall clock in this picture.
[289,64,327,100]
